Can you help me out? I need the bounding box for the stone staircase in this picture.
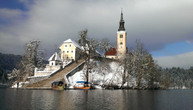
[25,59,85,88]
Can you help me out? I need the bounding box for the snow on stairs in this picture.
[25,59,85,88]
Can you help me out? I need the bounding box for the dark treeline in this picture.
[0,53,21,74]
[0,53,21,82]
[159,67,193,89]
[0,53,21,71]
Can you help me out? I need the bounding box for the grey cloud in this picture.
[155,51,193,69]
[0,0,193,55]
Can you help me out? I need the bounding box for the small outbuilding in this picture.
[48,52,62,66]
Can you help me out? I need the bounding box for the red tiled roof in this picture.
[104,48,117,56]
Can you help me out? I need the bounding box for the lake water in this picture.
[0,89,193,110]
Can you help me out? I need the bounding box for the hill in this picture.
[0,52,21,79]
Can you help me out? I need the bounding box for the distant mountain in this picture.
[0,53,22,77]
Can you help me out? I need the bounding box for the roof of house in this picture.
[60,39,81,49]
[48,52,61,61]
[104,48,117,56]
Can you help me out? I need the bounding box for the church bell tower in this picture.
[117,11,127,58]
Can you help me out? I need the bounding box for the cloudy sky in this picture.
[0,0,193,68]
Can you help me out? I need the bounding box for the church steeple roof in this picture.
[118,10,125,31]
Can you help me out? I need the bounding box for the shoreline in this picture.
[5,87,191,90]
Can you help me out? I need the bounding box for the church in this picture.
[105,11,127,59]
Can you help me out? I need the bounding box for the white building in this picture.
[48,52,62,66]
[59,39,82,62]
[34,52,62,77]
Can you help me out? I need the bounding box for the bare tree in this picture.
[78,29,99,85]
[78,29,89,47]
[132,40,147,88]
[144,54,159,89]
[9,40,44,83]
[131,40,160,89]
[100,38,112,57]
[119,51,134,88]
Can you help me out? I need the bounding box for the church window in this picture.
[120,35,123,38]
[120,42,123,45]
[71,50,73,53]
[69,44,71,47]
[63,51,65,53]
[65,45,67,47]
[67,51,69,53]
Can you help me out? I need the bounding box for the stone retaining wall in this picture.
[28,76,49,84]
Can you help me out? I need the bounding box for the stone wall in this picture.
[28,76,49,84]
[44,65,61,71]
[34,71,51,76]
[34,65,61,77]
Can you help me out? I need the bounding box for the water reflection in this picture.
[1,89,193,110]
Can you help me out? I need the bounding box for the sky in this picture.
[0,0,193,68]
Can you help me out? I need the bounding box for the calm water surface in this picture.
[0,89,193,110]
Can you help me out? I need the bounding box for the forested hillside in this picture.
[0,53,21,79]
[160,67,193,89]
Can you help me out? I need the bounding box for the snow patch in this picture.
[68,61,124,88]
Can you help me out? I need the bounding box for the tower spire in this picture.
[121,8,123,20]
[118,9,125,31]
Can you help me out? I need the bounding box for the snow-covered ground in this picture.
[68,61,137,88]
